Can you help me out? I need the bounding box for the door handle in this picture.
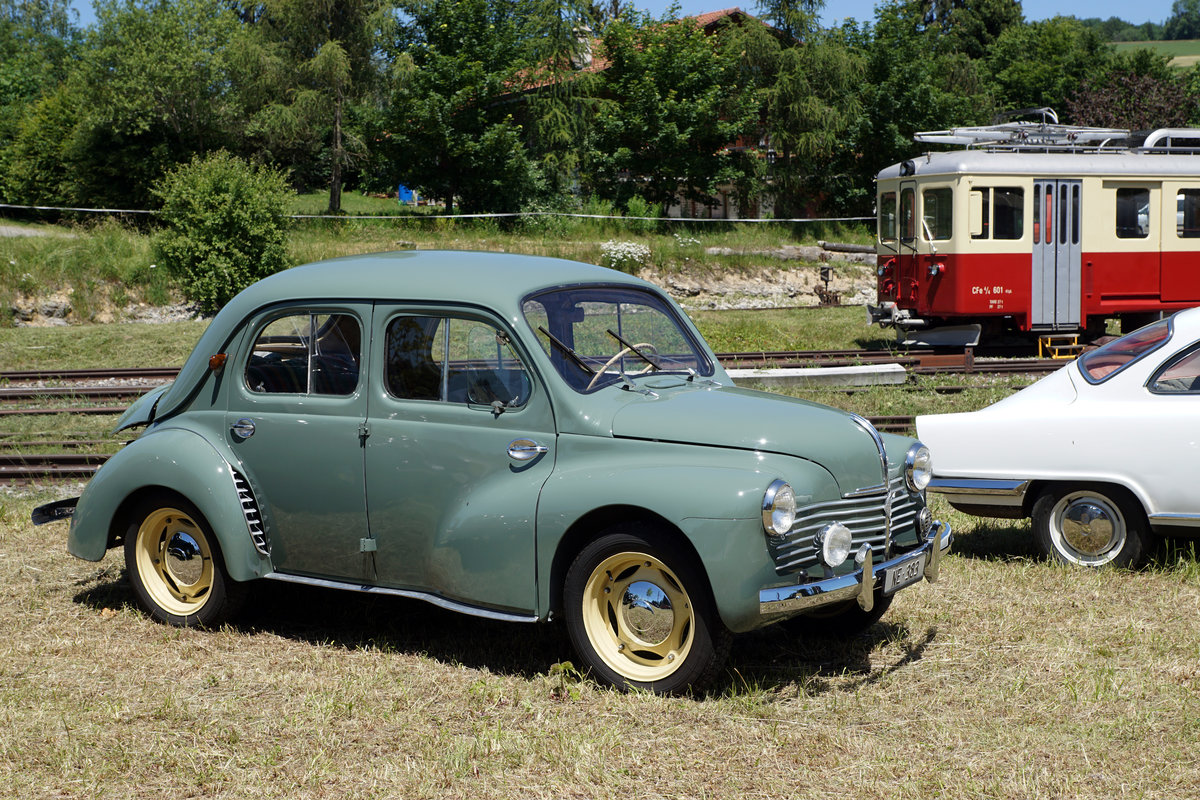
[231,418,256,440]
[507,438,548,461]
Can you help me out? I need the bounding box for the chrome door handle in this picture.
[507,438,548,461]
[231,418,256,440]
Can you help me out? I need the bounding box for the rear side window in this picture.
[246,313,361,395]
[1150,346,1200,393]
[1079,318,1171,383]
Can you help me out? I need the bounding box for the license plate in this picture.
[883,552,926,594]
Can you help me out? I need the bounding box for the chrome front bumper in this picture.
[759,520,952,617]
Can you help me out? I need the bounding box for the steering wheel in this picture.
[586,343,657,390]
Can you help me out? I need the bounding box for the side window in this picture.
[1116,187,1149,239]
[1178,189,1200,238]
[900,188,915,240]
[1150,347,1200,393]
[246,313,361,395]
[922,187,952,240]
[993,187,1024,240]
[878,191,897,242]
[385,315,530,407]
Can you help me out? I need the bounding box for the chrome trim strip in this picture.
[760,521,951,616]
[263,572,540,623]
[1148,513,1200,528]
[928,477,1030,497]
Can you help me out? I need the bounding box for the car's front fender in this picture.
[68,426,273,582]
[534,435,840,633]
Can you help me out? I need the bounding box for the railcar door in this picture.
[896,182,918,306]
[1032,180,1082,329]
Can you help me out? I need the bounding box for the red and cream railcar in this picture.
[868,122,1200,346]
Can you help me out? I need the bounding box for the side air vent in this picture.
[232,470,269,556]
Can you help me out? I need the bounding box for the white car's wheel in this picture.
[1032,485,1153,568]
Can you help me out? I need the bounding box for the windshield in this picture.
[522,286,714,392]
[1078,317,1172,384]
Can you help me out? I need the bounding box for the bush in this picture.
[152,152,294,315]
[624,196,662,234]
[599,240,652,273]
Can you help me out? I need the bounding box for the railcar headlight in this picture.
[761,480,796,537]
[816,522,854,568]
[905,443,933,492]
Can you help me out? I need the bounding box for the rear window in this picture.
[1078,318,1171,383]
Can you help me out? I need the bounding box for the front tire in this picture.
[124,495,246,627]
[563,525,731,694]
[1032,484,1153,568]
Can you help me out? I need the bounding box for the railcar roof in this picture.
[877,149,1200,181]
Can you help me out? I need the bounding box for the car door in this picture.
[227,305,372,582]
[364,306,557,614]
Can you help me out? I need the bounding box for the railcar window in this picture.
[922,187,952,240]
[900,188,915,240]
[879,191,897,241]
[1116,188,1150,239]
[970,189,989,239]
[1178,190,1200,238]
[993,188,1024,240]
[1071,185,1080,244]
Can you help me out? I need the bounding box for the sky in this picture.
[67,0,1179,31]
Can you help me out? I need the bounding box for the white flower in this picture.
[599,240,651,271]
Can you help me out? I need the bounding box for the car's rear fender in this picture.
[68,426,273,582]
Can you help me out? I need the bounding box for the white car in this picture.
[917,309,1200,567]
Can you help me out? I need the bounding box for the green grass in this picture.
[0,489,1197,798]
[1113,38,1200,65]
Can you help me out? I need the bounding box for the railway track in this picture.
[1,348,1068,482]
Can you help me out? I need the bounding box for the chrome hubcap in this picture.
[1061,499,1119,556]
[165,531,204,585]
[620,580,674,646]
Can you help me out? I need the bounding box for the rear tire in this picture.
[124,495,247,627]
[1032,484,1153,568]
[563,524,731,694]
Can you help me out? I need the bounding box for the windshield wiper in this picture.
[605,329,663,373]
[538,326,595,377]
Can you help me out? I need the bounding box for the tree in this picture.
[1165,0,1200,40]
[383,0,544,214]
[919,0,1023,59]
[254,0,395,212]
[585,11,764,213]
[983,16,1114,112]
[1067,50,1196,129]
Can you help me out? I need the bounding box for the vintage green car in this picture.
[34,251,951,693]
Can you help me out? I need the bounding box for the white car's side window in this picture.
[1150,346,1200,393]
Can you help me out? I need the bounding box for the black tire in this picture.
[123,494,247,627]
[780,588,894,638]
[563,524,731,694]
[1031,484,1153,568]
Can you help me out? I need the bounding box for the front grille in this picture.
[767,475,921,575]
[232,469,270,556]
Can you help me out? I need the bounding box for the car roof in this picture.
[151,250,651,423]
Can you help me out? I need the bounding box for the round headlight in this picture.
[905,443,932,492]
[817,522,854,568]
[762,480,796,536]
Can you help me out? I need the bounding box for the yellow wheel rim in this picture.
[580,550,694,683]
[133,507,214,617]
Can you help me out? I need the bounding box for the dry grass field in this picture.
[3,489,1198,799]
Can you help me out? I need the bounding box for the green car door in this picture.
[227,305,372,582]
[364,307,556,614]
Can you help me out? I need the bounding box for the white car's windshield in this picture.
[522,286,713,392]
[1078,317,1172,383]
